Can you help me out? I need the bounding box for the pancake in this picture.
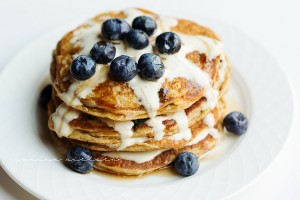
[48,127,217,176]
[46,8,231,176]
[93,135,216,176]
[48,103,220,176]
[48,66,227,151]
[48,60,229,151]
[48,96,223,175]
[48,92,226,152]
[50,8,229,121]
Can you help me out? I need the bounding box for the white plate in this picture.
[0,16,294,200]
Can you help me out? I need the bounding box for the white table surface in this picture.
[0,0,299,199]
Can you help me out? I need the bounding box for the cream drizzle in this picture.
[51,103,219,150]
[203,113,216,128]
[51,103,80,138]
[58,65,109,106]
[100,119,147,150]
[101,128,219,163]
[100,110,191,149]
[164,110,192,141]
[128,76,165,118]
[101,149,166,163]
[145,110,191,141]
[187,128,219,146]
[145,116,167,140]
[55,8,228,146]
[101,119,134,138]
[60,8,225,118]
[70,20,100,56]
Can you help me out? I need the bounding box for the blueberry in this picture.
[39,84,52,108]
[90,41,116,64]
[101,18,131,40]
[138,53,165,81]
[125,29,149,50]
[66,146,94,174]
[110,55,137,82]
[223,111,248,135]
[174,152,199,176]
[132,16,157,36]
[155,32,181,54]
[70,56,96,81]
[132,118,148,127]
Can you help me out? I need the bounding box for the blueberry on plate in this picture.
[70,55,96,81]
[223,111,248,135]
[132,16,157,36]
[110,55,137,82]
[155,32,181,54]
[101,18,131,40]
[90,41,116,64]
[174,152,199,176]
[125,29,149,50]
[138,53,165,81]
[66,146,94,174]
[39,84,52,108]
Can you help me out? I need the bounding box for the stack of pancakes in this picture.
[47,8,230,176]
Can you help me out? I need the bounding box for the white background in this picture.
[0,0,299,199]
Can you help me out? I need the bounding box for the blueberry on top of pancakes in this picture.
[138,53,165,81]
[110,55,137,82]
[156,32,181,54]
[125,29,149,50]
[90,41,116,64]
[132,16,157,36]
[70,55,96,81]
[101,18,131,40]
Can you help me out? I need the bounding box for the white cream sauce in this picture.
[55,8,228,148]
[101,127,219,163]
[100,119,148,150]
[202,89,219,110]
[61,8,226,117]
[101,119,134,138]
[128,75,165,118]
[58,65,109,106]
[51,104,190,148]
[100,109,191,150]
[187,128,219,146]
[203,113,216,128]
[51,103,80,138]
[164,110,192,141]
[145,110,191,141]
[70,20,100,56]
[102,149,166,163]
[145,116,168,140]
